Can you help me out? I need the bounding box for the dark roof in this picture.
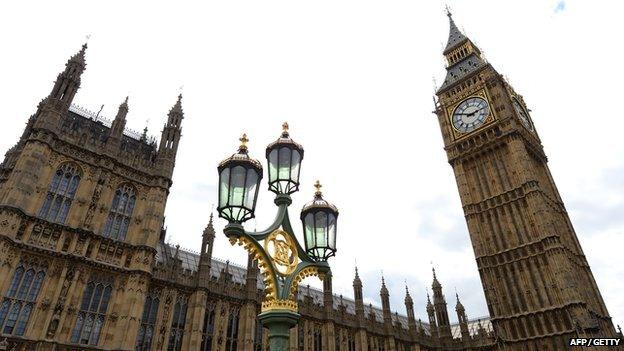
[62,104,157,160]
[437,53,487,93]
[155,242,492,336]
[444,14,468,54]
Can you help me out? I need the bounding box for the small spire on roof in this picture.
[74,42,88,63]
[444,8,468,53]
[140,126,148,142]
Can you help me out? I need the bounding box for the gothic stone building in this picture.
[432,11,620,351]
[0,41,494,351]
[0,12,620,351]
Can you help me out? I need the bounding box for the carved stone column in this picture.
[184,290,208,351]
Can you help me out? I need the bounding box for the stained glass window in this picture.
[224,307,239,351]
[71,278,112,346]
[200,300,216,351]
[39,163,81,224]
[167,297,188,351]
[0,263,46,336]
[136,291,160,350]
[102,184,136,241]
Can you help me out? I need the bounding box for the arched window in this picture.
[200,300,216,351]
[136,291,160,351]
[0,262,46,336]
[313,325,322,351]
[168,297,188,351]
[71,278,113,346]
[39,163,81,224]
[225,307,239,351]
[102,184,136,241]
[347,331,355,351]
[335,331,341,351]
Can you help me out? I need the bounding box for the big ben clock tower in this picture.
[433,11,618,350]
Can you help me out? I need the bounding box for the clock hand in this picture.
[457,111,477,116]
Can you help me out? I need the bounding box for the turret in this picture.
[35,43,87,132]
[49,43,87,105]
[417,319,425,336]
[245,253,259,300]
[426,292,438,338]
[404,286,417,332]
[455,293,470,341]
[157,94,184,177]
[197,213,215,288]
[107,96,129,151]
[380,276,392,325]
[353,267,365,320]
[431,268,452,339]
[111,97,129,134]
[323,273,334,318]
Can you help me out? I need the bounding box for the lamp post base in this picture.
[259,310,300,351]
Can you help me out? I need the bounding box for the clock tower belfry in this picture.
[433,11,617,350]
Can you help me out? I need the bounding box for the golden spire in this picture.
[282,121,289,137]
[314,180,322,197]
[238,133,249,153]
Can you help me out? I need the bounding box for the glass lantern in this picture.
[265,122,304,195]
[217,134,263,223]
[300,181,338,261]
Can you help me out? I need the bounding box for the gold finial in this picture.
[239,133,249,152]
[314,180,322,197]
[281,122,289,137]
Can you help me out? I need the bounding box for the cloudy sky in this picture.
[1,0,622,325]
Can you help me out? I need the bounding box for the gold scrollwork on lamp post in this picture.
[218,125,338,351]
[264,229,298,276]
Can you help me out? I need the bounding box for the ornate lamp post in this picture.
[217,123,339,350]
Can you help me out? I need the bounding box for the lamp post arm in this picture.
[243,195,317,264]
[223,224,281,302]
[280,260,330,300]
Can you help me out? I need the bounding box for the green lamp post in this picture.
[217,123,338,351]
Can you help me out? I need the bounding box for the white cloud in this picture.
[1,0,622,327]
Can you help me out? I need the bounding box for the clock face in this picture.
[512,98,533,131]
[452,97,490,133]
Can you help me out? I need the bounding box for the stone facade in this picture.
[433,12,620,351]
[0,44,495,351]
[0,12,621,351]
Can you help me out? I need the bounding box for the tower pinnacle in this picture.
[107,96,130,151]
[437,11,486,93]
[352,266,364,322]
[444,9,468,53]
[157,94,185,177]
[49,43,88,105]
